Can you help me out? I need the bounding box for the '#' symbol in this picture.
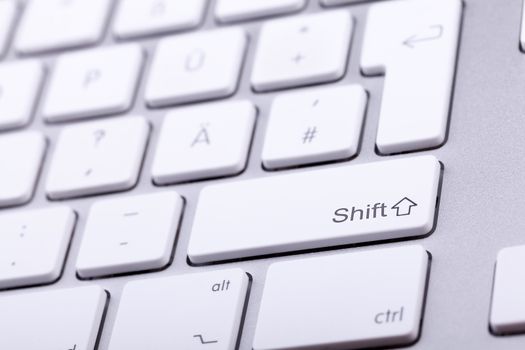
[391,197,417,216]
[193,334,218,345]
[302,127,317,144]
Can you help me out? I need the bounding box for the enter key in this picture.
[361,0,462,154]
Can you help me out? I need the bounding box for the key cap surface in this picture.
[0,131,46,207]
[43,44,144,122]
[46,116,149,200]
[0,207,75,290]
[188,156,441,263]
[0,286,107,350]
[0,0,16,57]
[490,245,525,334]
[0,60,44,130]
[108,269,249,350]
[76,191,183,278]
[253,245,429,350]
[114,0,207,39]
[152,100,256,184]
[262,85,367,169]
[15,0,112,54]
[251,11,352,91]
[145,28,247,107]
[321,0,372,5]
[215,0,306,23]
[361,0,462,154]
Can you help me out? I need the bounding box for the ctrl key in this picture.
[253,245,430,350]
[0,286,108,350]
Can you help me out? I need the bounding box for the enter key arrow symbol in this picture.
[403,25,444,48]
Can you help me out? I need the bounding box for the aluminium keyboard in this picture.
[0,0,524,349]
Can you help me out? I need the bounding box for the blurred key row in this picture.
[0,0,378,57]
[1,0,317,56]
[1,10,353,125]
[0,1,462,155]
[1,86,369,207]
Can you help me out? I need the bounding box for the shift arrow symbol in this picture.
[403,25,444,48]
[392,197,417,216]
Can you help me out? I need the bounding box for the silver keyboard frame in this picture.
[1,0,523,349]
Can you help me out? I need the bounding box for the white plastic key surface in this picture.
[251,11,352,92]
[108,269,249,350]
[490,245,525,334]
[0,60,44,130]
[0,286,107,350]
[15,0,112,54]
[253,245,429,350]
[152,100,256,184]
[216,0,306,23]
[145,28,247,107]
[0,131,46,207]
[43,44,144,122]
[46,116,149,200]
[0,207,75,289]
[114,0,207,39]
[361,0,462,154]
[0,0,16,57]
[262,85,367,169]
[188,156,441,264]
[76,191,183,278]
[321,0,370,5]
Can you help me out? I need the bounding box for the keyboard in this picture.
[0,0,523,349]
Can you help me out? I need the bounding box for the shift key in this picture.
[188,156,442,264]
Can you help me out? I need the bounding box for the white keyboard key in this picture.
[114,0,207,39]
[109,269,249,350]
[43,44,144,122]
[361,0,462,154]
[216,0,306,23]
[0,60,44,130]
[321,0,370,6]
[152,101,256,184]
[188,156,441,264]
[490,245,525,334]
[46,116,149,200]
[251,11,352,92]
[262,85,367,169]
[15,0,111,55]
[0,207,75,289]
[253,245,429,350]
[0,131,46,207]
[0,0,17,57]
[146,28,247,107]
[76,192,183,279]
[0,286,107,350]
